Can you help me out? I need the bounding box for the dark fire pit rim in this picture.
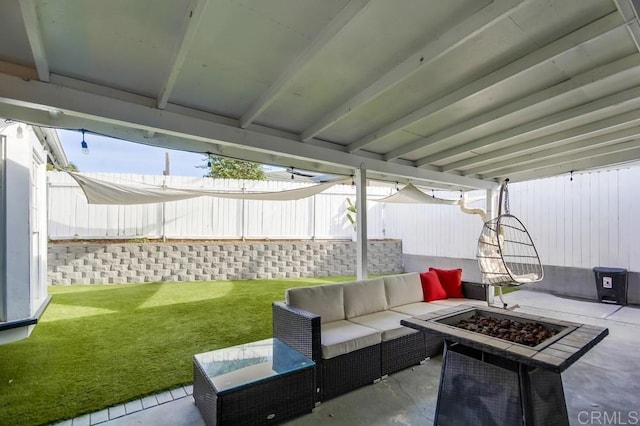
[432,307,578,352]
[401,304,609,373]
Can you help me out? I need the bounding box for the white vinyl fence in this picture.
[47,172,393,240]
[507,167,640,272]
[48,165,640,272]
[392,166,640,272]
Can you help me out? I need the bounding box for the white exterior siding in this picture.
[1,124,49,344]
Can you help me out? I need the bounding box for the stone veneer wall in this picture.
[48,240,403,285]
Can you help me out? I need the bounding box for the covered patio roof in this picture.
[1,0,640,190]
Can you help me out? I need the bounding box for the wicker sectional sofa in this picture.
[272,272,486,402]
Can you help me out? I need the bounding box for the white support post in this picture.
[485,188,497,305]
[356,165,367,280]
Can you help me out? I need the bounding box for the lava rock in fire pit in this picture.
[454,314,558,347]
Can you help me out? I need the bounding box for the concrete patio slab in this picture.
[605,305,640,325]
[501,289,622,318]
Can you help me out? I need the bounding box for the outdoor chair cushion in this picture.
[320,320,382,359]
[286,283,345,324]
[390,301,452,317]
[343,278,388,319]
[420,270,447,302]
[348,310,417,341]
[383,273,423,307]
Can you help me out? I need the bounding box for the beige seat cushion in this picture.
[348,310,417,341]
[321,320,382,359]
[390,301,451,317]
[286,283,345,324]
[343,278,388,319]
[430,298,486,307]
[383,273,423,307]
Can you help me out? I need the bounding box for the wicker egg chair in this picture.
[477,179,543,308]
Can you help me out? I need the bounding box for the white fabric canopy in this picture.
[68,172,347,205]
[375,183,460,205]
[375,183,487,220]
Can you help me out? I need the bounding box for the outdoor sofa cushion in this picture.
[430,298,486,307]
[320,320,382,359]
[390,301,453,317]
[286,283,345,324]
[348,310,417,341]
[343,278,388,319]
[420,270,447,301]
[430,267,464,298]
[383,273,423,307]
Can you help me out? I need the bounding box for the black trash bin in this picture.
[593,267,628,305]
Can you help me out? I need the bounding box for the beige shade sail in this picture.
[375,183,487,221]
[68,172,348,205]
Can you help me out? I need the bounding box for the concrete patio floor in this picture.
[62,290,640,426]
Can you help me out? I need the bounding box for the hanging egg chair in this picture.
[477,179,543,288]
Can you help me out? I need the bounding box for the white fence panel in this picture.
[508,167,640,272]
[47,172,391,240]
[384,191,486,260]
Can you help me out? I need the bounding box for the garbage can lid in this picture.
[593,267,628,273]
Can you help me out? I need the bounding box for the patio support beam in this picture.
[414,83,640,167]
[441,109,640,173]
[614,0,640,52]
[386,52,640,162]
[498,146,640,182]
[239,0,372,128]
[157,0,208,110]
[18,0,49,82]
[355,165,368,280]
[0,70,497,190]
[463,124,640,176]
[485,139,640,179]
[300,0,530,142]
[497,145,640,182]
[347,12,623,153]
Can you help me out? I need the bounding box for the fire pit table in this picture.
[401,305,608,426]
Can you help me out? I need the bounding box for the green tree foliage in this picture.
[200,155,266,180]
[47,162,79,172]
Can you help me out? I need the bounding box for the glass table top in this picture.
[194,338,314,393]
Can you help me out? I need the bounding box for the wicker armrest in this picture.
[272,301,322,362]
[461,281,488,301]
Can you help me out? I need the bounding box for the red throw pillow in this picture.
[429,268,464,298]
[420,270,447,302]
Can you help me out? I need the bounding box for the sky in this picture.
[58,129,208,177]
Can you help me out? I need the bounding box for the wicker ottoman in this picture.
[193,338,315,426]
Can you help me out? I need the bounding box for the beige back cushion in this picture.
[384,273,423,307]
[286,283,345,324]
[343,278,388,318]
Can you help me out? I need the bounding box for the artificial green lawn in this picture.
[0,277,355,426]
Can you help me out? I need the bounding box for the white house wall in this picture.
[0,123,49,343]
[5,125,33,319]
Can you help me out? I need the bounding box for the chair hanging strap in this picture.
[498,178,510,216]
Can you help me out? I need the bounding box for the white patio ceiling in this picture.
[2,0,640,190]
